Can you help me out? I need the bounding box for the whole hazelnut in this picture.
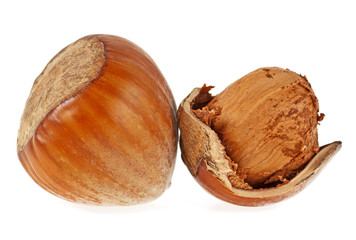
[178,67,341,206]
[17,34,178,205]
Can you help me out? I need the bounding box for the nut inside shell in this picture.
[177,67,341,206]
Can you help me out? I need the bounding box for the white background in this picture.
[1,0,355,239]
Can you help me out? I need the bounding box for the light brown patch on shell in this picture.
[17,35,106,152]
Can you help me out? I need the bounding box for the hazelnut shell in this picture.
[17,35,178,205]
[178,74,341,206]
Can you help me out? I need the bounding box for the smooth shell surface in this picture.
[18,35,178,205]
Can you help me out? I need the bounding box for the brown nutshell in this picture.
[177,67,341,206]
[17,34,178,205]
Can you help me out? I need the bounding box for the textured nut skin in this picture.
[17,35,178,205]
[177,68,341,206]
[194,68,321,188]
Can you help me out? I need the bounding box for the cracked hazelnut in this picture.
[17,34,178,205]
[177,67,341,206]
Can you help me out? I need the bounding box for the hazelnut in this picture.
[177,67,341,206]
[17,34,178,205]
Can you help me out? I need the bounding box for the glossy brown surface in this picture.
[18,35,177,205]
